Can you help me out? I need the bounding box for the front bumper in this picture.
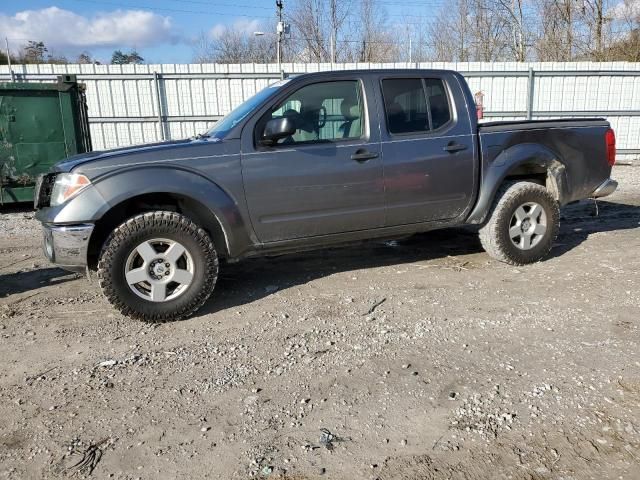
[591,178,618,198]
[42,223,94,272]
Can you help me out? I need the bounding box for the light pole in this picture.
[276,0,284,78]
[254,1,288,80]
[253,31,278,74]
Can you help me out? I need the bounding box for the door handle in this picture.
[351,149,379,162]
[443,142,468,153]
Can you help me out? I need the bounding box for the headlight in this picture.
[50,173,91,206]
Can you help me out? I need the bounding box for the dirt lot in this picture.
[1,164,639,480]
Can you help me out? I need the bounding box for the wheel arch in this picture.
[466,143,568,224]
[85,167,253,268]
[87,192,229,269]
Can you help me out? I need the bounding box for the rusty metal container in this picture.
[0,75,91,204]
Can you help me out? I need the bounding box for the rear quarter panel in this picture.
[478,120,611,205]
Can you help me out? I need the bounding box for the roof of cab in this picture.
[287,69,460,80]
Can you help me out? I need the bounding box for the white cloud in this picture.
[209,18,263,39]
[0,7,176,53]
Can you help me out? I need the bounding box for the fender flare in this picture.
[62,165,254,258]
[466,143,568,224]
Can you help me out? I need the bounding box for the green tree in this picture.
[127,50,144,64]
[22,41,48,63]
[110,50,127,64]
[111,49,144,64]
[46,53,69,64]
[77,51,94,64]
[0,51,16,65]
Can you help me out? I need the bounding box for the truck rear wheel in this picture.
[97,211,218,322]
[479,181,559,265]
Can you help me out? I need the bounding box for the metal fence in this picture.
[1,61,639,162]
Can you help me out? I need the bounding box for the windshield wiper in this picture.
[192,132,210,140]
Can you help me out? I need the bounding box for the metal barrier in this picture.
[1,62,639,160]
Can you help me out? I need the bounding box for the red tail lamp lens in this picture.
[605,128,616,167]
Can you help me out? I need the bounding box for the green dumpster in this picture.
[0,75,92,205]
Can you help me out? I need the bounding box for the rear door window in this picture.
[382,78,451,134]
[424,79,451,130]
[382,79,429,134]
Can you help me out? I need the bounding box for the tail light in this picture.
[605,128,616,166]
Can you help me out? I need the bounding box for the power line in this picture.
[70,0,274,18]
[161,0,271,10]
[67,0,446,21]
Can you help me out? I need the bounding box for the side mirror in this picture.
[261,117,296,145]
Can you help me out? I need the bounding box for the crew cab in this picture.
[34,69,618,321]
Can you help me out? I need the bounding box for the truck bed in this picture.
[478,117,608,131]
[478,117,611,198]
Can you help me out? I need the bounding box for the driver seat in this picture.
[293,105,320,142]
[339,99,361,139]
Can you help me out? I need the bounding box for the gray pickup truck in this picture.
[35,69,618,321]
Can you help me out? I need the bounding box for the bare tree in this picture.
[196,0,635,64]
[429,0,509,62]
[601,0,640,60]
[429,0,473,61]
[489,0,530,61]
[289,0,399,62]
[471,0,510,60]
[288,0,329,61]
[192,29,275,63]
[328,0,352,62]
[581,0,612,60]
[193,32,218,63]
[534,0,577,61]
[355,0,399,62]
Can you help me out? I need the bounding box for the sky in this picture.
[0,0,442,64]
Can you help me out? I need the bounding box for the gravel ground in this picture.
[1,164,639,480]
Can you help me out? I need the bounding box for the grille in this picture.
[34,173,57,209]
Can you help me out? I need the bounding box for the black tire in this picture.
[97,211,218,322]
[479,181,560,266]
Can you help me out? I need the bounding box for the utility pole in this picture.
[276,0,284,78]
[330,34,336,64]
[330,0,337,63]
[5,37,14,82]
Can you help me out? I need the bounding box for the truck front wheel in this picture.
[97,211,218,322]
[479,181,560,265]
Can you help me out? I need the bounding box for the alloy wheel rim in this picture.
[124,238,195,302]
[508,202,547,251]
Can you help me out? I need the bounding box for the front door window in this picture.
[267,81,364,144]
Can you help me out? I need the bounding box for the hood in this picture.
[53,138,196,173]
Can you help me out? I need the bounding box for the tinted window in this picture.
[382,78,452,134]
[268,80,363,144]
[424,79,451,129]
[382,79,429,134]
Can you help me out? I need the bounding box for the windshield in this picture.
[204,79,290,139]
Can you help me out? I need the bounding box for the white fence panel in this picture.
[0,62,638,162]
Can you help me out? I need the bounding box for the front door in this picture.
[379,76,476,225]
[241,78,384,243]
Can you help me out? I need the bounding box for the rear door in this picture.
[241,76,384,243]
[378,75,476,225]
